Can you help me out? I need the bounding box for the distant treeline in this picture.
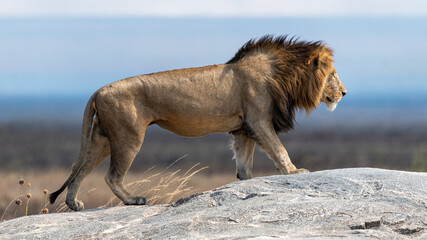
[1,122,427,173]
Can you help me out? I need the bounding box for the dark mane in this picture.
[227,35,334,132]
[227,35,324,64]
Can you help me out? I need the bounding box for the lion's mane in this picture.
[227,35,334,132]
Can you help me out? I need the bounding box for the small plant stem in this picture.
[25,198,30,216]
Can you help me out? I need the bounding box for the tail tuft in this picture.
[49,189,62,204]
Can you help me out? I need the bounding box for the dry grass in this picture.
[0,162,242,221]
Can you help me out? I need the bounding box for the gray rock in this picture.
[1,168,426,239]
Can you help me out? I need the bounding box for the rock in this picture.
[0,168,426,239]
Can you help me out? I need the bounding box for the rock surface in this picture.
[1,168,426,239]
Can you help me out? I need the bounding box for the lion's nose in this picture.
[342,91,347,97]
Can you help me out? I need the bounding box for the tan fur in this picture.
[50,35,346,211]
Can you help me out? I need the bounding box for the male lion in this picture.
[50,35,346,211]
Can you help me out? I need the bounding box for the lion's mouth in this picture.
[326,101,337,111]
[324,96,339,112]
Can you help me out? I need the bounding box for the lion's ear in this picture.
[308,48,333,69]
[308,52,319,67]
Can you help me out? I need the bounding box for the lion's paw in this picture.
[126,196,147,205]
[289,168,309,174]
[66,199,84,211]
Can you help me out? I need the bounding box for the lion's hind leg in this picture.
[65,124,111,211]
[232,130,255,180]
[105,128,147,206]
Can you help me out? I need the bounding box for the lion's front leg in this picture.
[232,130,255,180]
[249,121,309,175]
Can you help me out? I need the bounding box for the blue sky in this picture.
[1,1,427,99]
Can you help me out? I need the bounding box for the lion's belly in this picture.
[155,115,243,137]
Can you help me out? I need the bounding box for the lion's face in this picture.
[321,69,347,111]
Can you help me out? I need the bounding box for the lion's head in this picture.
[228,35,347,132]
[321,69,347,111]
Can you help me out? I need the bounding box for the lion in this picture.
[50,35,346,211]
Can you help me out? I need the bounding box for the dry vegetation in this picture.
[0,163,249,221]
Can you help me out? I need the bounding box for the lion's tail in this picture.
[49,92,98,204]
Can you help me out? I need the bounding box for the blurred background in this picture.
[1,0,427,217]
